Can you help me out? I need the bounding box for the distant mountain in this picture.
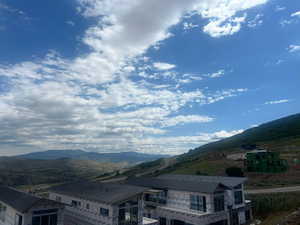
[0,157,123,186]
[16,150,170,164]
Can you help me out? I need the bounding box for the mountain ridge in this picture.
[16,150,170,164]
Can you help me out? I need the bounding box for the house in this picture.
[127,174,252,225]
[0,186,64,225]
[48,182,151,225]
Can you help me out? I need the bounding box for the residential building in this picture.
[127,174,252,225]
[0,186,64,225]
[48,182,151,225]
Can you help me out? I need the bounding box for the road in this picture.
[246,186,300,194]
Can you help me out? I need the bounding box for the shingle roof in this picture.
[127,177,225,194]
[49,182,147,205]
[0,186,62,213]
[158,174,247,188]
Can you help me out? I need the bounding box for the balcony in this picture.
[157,206,228,225]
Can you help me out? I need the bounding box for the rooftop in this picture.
[127,177,227,194]
[158,174,246,188]
[49,182,147,205]
[0,186,62,213]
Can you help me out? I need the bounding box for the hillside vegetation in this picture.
[0,157,124,186]
[122,113,300,188]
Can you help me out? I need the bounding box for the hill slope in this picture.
[17,150,169,164]
[121,113,300,188]
[0,157,124,186]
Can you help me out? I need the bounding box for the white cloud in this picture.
[206,69,225,78]
[275,6,286,12]
[0,0,262,155]
[247,14,263,28]
[161,115,214,127]
[134,129,244,155]
[183,22,199,30]
[291,11,300,18]
[265,99,290,105]
[66,20,75,26]
[288,45,300,53]
[203,15,247,37]
[153,62,176,71]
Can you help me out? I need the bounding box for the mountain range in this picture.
[16,150,170,164]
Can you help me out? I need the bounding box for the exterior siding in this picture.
[166,190,214,214]
[49,192,144,225]
[49,192,114,225]
[0,202,20,225]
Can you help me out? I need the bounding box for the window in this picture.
[71,200,81,207]
[144,191,167,204]
[55,196,61,202]
[118,199,139,225]
[190,195,206,212]
[245,210,251,221]
[100,208,109,217]
[0,203,7,222]
[159,217,167,225]
[86,203,90,210]
[214,195,225,212]
[32,210,58,225]
[15,214,23,225]
[234,191,243,205]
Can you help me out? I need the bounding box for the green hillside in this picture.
[122,113,300,188]
[186,113,300,157]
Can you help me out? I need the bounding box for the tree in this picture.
[225,167,244,177]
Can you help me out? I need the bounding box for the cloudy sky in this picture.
[0,0,299,156]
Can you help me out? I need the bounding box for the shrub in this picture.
[225,167,244,177]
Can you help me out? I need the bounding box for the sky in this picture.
[0,0,299,156]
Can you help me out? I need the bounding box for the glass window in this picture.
[159,217,167,225]
[55,196,61,202]
[32,213,57,225]
[15,214,23,225]
[214,195,225,212]
[50,214,57,225]
[234,191,243,205]
[190,195,206,212]
[86,203,90,210]
[71,200,81,207]
[32,216,41,225]
[100,208,109,217]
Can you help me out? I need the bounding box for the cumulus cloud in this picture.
[206,69,225,78]
[265,99,290,105]
[153,62,176,71]
[291,11,300,18]
[247,14,263,28]
[0,0,262,155]
[183,22,199,30]
[134,129,244,155]
[161,115,214,127]
[288,45,300,53]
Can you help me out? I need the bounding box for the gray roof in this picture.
[0,186,62,213]
[158,174,247,188]
[127,177,226,194]
[49,182,147,205]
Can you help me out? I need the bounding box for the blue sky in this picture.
[0,0,299,156]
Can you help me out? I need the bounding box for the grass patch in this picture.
[248,192,300,224]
